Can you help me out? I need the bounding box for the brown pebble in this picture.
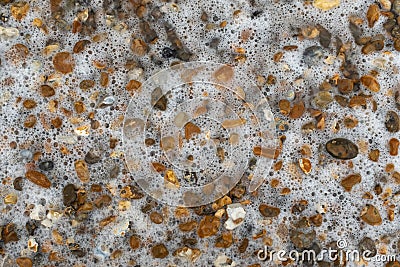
[74,101,85,114]
[334,95,349,107]
[360,75,380,92]
[389,138,399,156]
[385,111,399,132]
[120,185,144,199]
[279,99,291,116]
[367,4,380,28]
[25,170,51,188]
[386,260,400,267]
[79,80,95,90]
[179,220,198,232]
[129,235,140,250]
[73,40,91,53]
[2,223,19,243]
[238,238,249,253]
[40,85,55,97]
[126,80,142,92]
[94,195,112,208]
[360,204,382,226]
[74,160,90,183]
[131,39,148,56]
[99,215,117,227]
[368,149,380,162]
[184,122,201,140]
[340,173,361,192]
[215,232,233,248]
[149,211,163,224]
[395,90,400,110]
[23,99,37,109]
[53,52,75,74]
[51,117,62,128]
[24,114,37,128]
[197,215,220,238]
[151,243,169,259]
[309,214,323,226]
[289,101,305,119]
[13,177,23,191]
[16,257,33,267]
[326,138,358,160]
[337,79,353,94]
[259,204,280,217]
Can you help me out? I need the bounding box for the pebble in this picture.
[40,85,55,97]
[369,149,380,162]
[2,223,19,244]
[358,237,377,257]
[25,170,51,188]
[16,257,32,267]
[63,184,77,206]
[149,211,163,224]
[215,232,233,248]
[74,160,90,183]
[151,88,167,111]
[303,46,324,65]
[13,177,23,191]
[290,229,316,248]
[259,204,280,217]
[174,247,201,263]
[360,75,380,92]
[389,138,399,156]
[24,114,37,128]
[39,160,54,171]
[179,220,198,232]
[317,24,331,48]
[385,111,399,132]
[224,203,246,230]
[298,158,312,174]
[97,95,115,109]
[289,101,305,119]
[360,204,382,226]
[53,52,75,74]
[151,243,169,258]
[325,138,359,160]
[340,173,361,192]
[367,4,380,28]
[337,78,353,94]
[129,235,140,250]
[84,149,102,164]
[30,204,46,220]
[197,215,220,238]
[395,90,400,110]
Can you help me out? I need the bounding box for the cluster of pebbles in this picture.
[0,0,400,266]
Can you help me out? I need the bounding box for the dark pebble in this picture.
[63,184,77,206]
[358,237,377,257]
[13,177,23,191]
[326,138,359,160]
[317,24,331,48]
[385,111,399,132]
[25,220,38,236]
[39,160,54,171]
[395,90,400,110]
[303,46,324,65]
[84,149,102,164]
[290,229,316,249]
[161,47,176,58]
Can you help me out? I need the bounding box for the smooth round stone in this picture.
[325,138,359,160]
